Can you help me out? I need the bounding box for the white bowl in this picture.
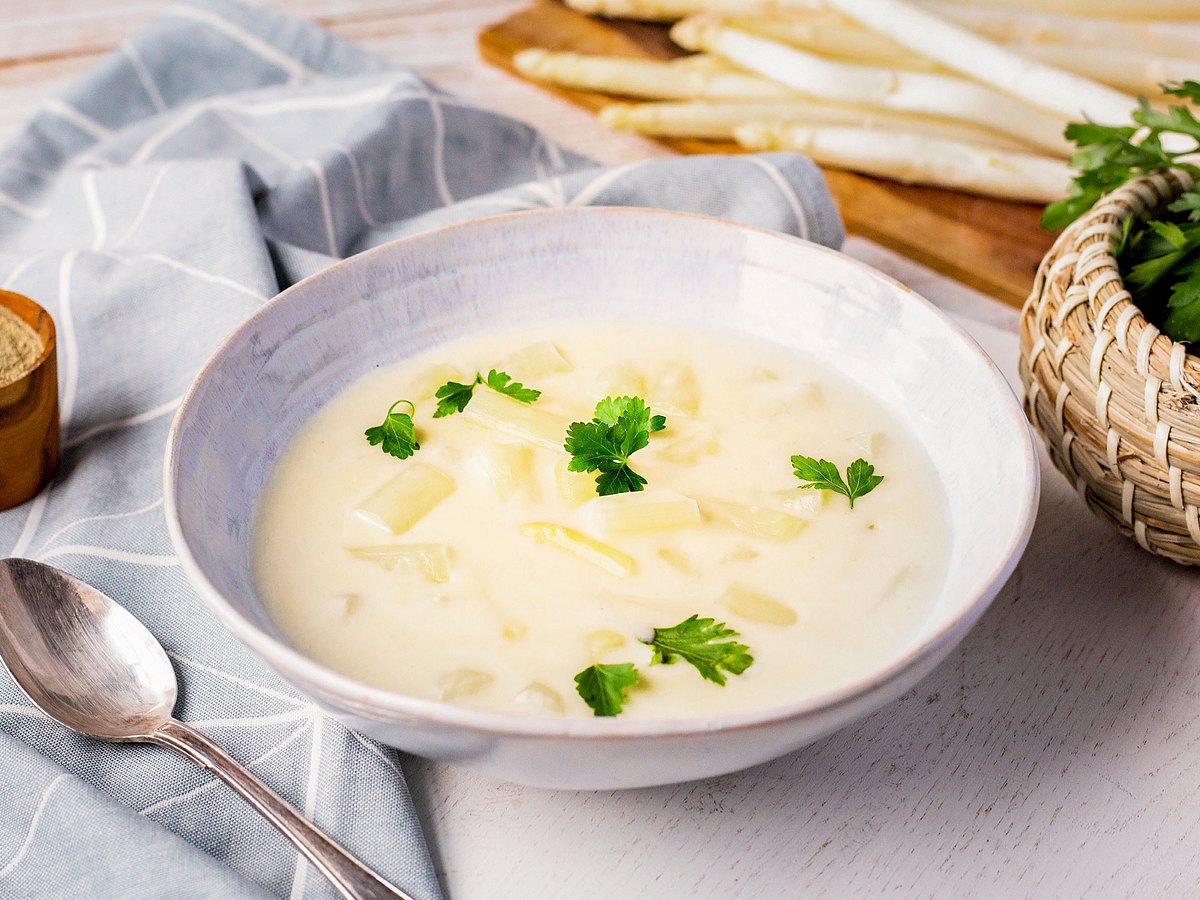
[165,208,1038,790]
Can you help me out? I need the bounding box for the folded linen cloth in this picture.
[0,1,844,897]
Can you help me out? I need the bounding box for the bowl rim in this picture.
[164,205,1040,740]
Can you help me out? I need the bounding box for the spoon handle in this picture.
[152,718,416,900]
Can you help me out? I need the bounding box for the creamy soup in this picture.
[254,322,950,719]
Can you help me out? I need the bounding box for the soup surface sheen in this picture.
[254,322,950,719]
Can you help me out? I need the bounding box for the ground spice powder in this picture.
[0,305,42,385]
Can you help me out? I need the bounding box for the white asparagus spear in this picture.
[815,0,1136,123]
[670,18,1070,156]
[564,0,800,20]
[569,0,1200,30]
[727,13,942,72]
[734,121,1072,203]
[600,99,1032,151]
[513,48,797,100]
[922,0,1200,22]
[734,10,1194,98]
[666,53,739,73]
[1009,44,1196,98]
[917,2,1200,59]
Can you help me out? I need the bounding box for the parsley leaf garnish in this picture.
[641,615,753,686]
[364,399,420,459]
[791,455,884,509]
[433,368,541,418]
[484,369,540,403]
[433,379,478,417]
[574,662,638,717]
[1042,83,1200,342]
[564,396,666,496]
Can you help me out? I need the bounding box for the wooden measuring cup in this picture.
[0,290,59,511]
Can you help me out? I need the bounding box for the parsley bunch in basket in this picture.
[1043,81,1200,343]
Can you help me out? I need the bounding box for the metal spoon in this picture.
[0,557,415,900]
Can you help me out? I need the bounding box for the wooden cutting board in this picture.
[478,0,1057,308]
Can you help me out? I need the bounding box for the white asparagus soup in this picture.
[254,322,951,719]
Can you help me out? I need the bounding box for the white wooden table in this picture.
[5,3,1200,898]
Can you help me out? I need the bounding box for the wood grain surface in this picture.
[3,4,1198,900]
[478,0,1056,308]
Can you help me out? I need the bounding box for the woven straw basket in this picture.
[1020,168,1200,564]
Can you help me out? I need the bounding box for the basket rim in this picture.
[1052,168,1199,391]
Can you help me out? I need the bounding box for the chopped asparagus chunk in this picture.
[653,362,700,416]
[556,456,599,506]
[584,490,701,536]
[332,593,362,618]
[592,363,646,400]
[519,522,637,577]
[719,583,798,626]
[657,546,693,574]
[658,424,719,464]
[848,431,885,456]
[347,544,451,583]
[473,442,534,501]
[514,682,565,715]
[437,668,493,700]
[498,341,573,379]
[701,498,807,541]
[463,388,567,449]
[354,463,456,535]
[586,629,627,658]
[774,488,827,520]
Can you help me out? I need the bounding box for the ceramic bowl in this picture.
[165,208,1038,790]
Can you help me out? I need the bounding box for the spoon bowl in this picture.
[0,557,413,900]
[0,557,175,740]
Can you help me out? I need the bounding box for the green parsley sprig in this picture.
[364,399,420,459]
[564,396,666,496]
[574,614,754,716]
[791,455,883,509]
[574,663,639,717]
[641,615,753,686]
[1043,81,1200,342]
[433,369,540,418]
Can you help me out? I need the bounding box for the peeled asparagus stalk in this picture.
[727,12,942,72]
[584,490,701,536]
[700,497,807,540]
[735,122,1072,203]
[1009,44,1196,98]
[918,1,1200,59]
[497,340,573,379]
[347,544,451,583]
[718,583,797,626]
[568,0,1200,30]
[513,48,796,100]
[923,0,1200,22]
[731,11,1194,97]
[667,53,740,73]
[355,463,456,535]
[671,17,1070,157]
[519,522,637,577]
[461,387,568,450]
[564,0,799,21]
[600,99,1032,151]
[815,0,1136,124]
